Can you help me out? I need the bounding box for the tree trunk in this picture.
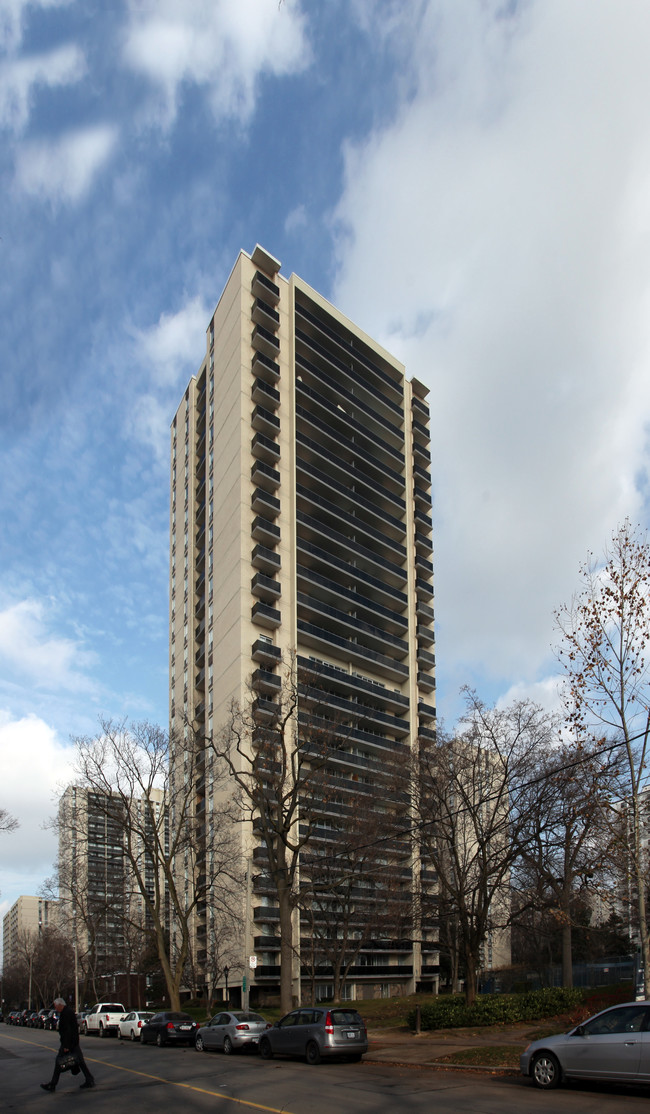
[464,948,477,1007]
[561,920,573,988]
[278,882,294,1014]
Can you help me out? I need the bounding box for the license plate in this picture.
[179,1025,191,1031]
[346,1030,358,1039]
[251,1037,259,1043]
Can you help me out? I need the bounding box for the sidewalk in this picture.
[365,1024,533,1072]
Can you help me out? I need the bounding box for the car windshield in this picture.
[102,1005,123,1012]
[166,1013,192,1021]
[233,1012,265,1023]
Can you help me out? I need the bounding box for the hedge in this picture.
[406,986,583,1030]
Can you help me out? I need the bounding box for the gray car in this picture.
[195,1011,269,1054]
[520,1000,650,1089]
[259,1007,368,1065]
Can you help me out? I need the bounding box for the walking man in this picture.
[40,997,95,1092]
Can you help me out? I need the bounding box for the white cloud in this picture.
[135,295,210,387]
[0,713,76,919]
[0,599,96,693]
[332,0,650,703]
[14,124,118,203]
[0,44,86,132]
[122,0,310,127]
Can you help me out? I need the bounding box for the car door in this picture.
[210,1014,230,1050]
[561,1005,649,1081]
[274,1011,301,1055]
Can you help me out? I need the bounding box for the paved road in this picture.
[3,1026,650,1114]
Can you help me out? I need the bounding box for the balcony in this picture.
[294,303,403,404]
[418,671,435,693]
[195,667,205,691]
[297,592,409,659]
[252,405,280,438]
[297,457,405,541]
[252,488,280,518]
[296,430,405,514]
[251,432,280,464]
[252,601,281,629]
[252,270,280,305]
[251,572,281,602]
[252,669,281,695]
[417,647,436,669]
[417,623,435,645]
[251,461,280,495]
[252,377,280,410]
[296,379,405,470]
[416,577,434,601]
[296,564,408,637]
[252,351,280,385]
[251,544,281,574]
[295,349,404,450]
[297,619,409,682]
[252,324,280,360]
[418,699,436,720]
[297,538,406,610]
[296,405,405,496]
[297,655,409,713]
[252,639,281,665]
[296,484,406,562]
[297,512,406,590]
[252,297,280,332]
[252,516,281,546]
[299,687,410,739]
[253,696,280,722]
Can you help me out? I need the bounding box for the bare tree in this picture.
[207,658,354,1013]
[556,520,650,997]
[70,718,242,1012]
[298,792,410,1002]
[513,739,618,986]
[414,691,556,1006]
[0,807,18,832]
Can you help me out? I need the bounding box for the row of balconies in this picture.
[295,348,403,450]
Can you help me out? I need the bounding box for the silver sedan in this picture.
[520,1000,650,1089]
[195,1011,269,1054]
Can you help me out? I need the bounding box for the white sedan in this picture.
[118,1011,154,1041]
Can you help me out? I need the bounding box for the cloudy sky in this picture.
[2,0,650,925]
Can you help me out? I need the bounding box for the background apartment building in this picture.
[170,246,437,1003]
[2,895,59,970]
[58,785,166,1000]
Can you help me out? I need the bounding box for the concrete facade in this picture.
[170,246,437,1003]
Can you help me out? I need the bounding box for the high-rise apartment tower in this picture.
[170,246,437,1003]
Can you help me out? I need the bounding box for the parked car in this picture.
[118,1011,154,1041]
[20,1010,38,1027]
[6,1011,20,1025]
[521,1000,650,1089]
[140,1012,198,1047]
[83,1002,125,1037]
[33,1009,51,1029]
[195,1011,270,1054]
[44,1010,59,1030]
[259,1007,368,1065]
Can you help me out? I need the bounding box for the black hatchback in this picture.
[140,1012,197,1047]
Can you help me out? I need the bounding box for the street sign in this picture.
[249,955,257,969]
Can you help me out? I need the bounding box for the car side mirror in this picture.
[573,1025,585,1037]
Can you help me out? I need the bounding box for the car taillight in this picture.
[137,1021,143,1028]
[235,1024,249,1030]
[167,1022,175,1030]
[325,1011,333,1035]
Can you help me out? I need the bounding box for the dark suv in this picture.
[259,1007,368,1064]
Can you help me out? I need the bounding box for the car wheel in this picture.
[130,1029,136,1041]
[156,1032,165,1047]
[140,1032,145,1043]
[195,1035,204,1052]
[259,1037,274,1060]
[117,1029,122,1040]
[99,1024,105,1038]
[306,1041,321,1066]
[223,1037,233,1055]
[531,1051,561,1090]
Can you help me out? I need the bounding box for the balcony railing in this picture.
[252,270,280,304]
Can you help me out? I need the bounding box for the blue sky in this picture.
[2,0,650,925]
